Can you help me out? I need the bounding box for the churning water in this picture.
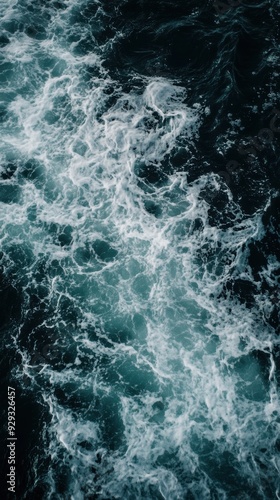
[0,0,279,498]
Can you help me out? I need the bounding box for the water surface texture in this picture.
[0,0,280,498]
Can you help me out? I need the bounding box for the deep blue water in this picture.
[0,0,279,498]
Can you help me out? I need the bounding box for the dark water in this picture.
[0,0,279,498]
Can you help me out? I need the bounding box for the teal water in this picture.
[0,0,279,498]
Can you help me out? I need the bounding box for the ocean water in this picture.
[0,0,279,498]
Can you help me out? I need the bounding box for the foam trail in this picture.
[0,1,279,499]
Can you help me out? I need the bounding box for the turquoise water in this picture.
[0,0,279,498]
